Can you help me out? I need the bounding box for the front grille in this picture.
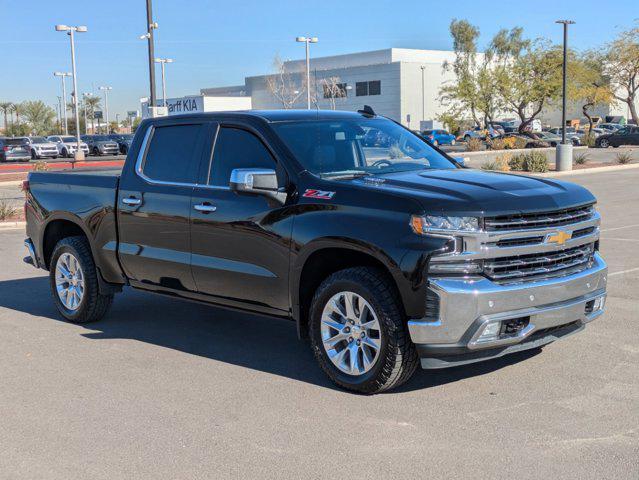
[485,204,595,231]
[484,243,595,282]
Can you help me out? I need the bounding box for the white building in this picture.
[202,48,460,130]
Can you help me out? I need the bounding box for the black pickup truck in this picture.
[23,109,608,393]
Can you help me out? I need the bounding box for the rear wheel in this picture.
[309,267,418,394]
[433,140,439,146]
[599,138,610,148]
[451,139,456,146]
[31,149,37,160]
[92,147,100,156]
[49,236,113,323]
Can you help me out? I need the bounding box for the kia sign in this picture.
[166,96,204,114]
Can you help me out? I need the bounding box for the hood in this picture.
[350,168,595,216]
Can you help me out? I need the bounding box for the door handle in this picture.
[122,197,141,206]
[193,203,217,213]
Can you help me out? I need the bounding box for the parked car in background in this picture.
[534,131,562,147]
[108,134,134,154]
[81,135,120,156]
[597,123,623,133]
[22,137,59,159]
[545,127,582,146]
[0,137,31,162]
[462,126,501,142]
[595,125,639,148]
[422,129,456,146]
[502,133,550,148]
[492,120,518,133]
[47,135,90,158]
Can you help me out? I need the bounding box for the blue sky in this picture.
[1,0,637,118]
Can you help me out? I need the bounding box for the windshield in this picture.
[30,137,47,143]
[61,136,77,142]
[92,136,110,141]
[272,117,456,178]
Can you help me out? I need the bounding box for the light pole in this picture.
[53,72,71,134]
[296,36,318,109]
[154,58,173,107]
[56,96,63,134]
[140,0,158,112]
[99,86,112,132]
[420,65,426,124]
[55,24,87,162]
[555,19,575,171]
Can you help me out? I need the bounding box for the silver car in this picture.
[23,137,59,159]
[0,137,31,162]
[47,135,90,158]
[81,135,120,156]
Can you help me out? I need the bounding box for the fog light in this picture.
[477,321,501,342]
[593,296,605,311]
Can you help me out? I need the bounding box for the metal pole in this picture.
[561,22,568,145]
[146,0,157,109]
[103,89,110,129]
[60,76,68,134]
[161,61,167,107]
[83,95,88,134]
[420,66,425,123]
[69,29,83,163]
[305,39,311,110]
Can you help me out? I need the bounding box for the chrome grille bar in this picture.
[485,205,595,231]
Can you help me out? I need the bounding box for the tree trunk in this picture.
[582,102,594,132]
[628,98,639,126]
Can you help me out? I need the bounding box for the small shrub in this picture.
[388,144,403,159]
[574,151,590,165]
[0,199,17,221]
[524,151,549,172]
[494,153,511,171]
[33,160,49,171]
[508,153,526,171]
[467,137,483,152]
[502,137,518,150]
[513,137,528,150]
[616,150,633,164]
[481,160,499,171]
[488,138,505,151]
[582,133,597,147]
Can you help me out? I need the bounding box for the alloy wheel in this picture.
[320,291,382,376]
[55,252,85,311]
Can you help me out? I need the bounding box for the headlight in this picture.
[411,215,480,234]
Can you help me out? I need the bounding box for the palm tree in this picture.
[83,95,101,134]
[11,102,22,125]
[0,102,12,131]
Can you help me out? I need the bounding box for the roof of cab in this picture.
[151,109,372,123]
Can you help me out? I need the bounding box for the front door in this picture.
[190,125,292,314]
[117,120,208,292]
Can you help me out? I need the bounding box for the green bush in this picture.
[0,199,17,221]
[466,137,483,152]
[616,150,633,164]
[481,160,499,171]
[573,151,589,165]
[508,151,548,173]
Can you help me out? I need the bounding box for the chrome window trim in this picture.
[134,124,230,191]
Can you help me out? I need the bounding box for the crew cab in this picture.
[23,109,608,393]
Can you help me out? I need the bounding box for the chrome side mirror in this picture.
[229,168,286,203]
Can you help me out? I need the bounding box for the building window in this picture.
[355,80,381,97]
[368,80,381,96]
[322,82,348,99]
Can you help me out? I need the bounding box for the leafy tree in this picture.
[0,102,12,131]
[569,51,613,132]
[21,100,56,135]
[489,28,563,133]
[600,25,639,125]
[83,95,101,133]
[440,20,500,127]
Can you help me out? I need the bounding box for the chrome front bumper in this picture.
[408,252,607,368]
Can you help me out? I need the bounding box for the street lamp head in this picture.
[139,33,150,40]
[165,58,174,63]
[99,86,112,91]
[555,20,576,25]
[76,25,88,32]
[55,24,69,31]
[295,36,306,42]
[309,37,318,43]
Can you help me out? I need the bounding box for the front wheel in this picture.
[31,150,37,160]
[309,267,419,393]
[450,139,456,146]
[92,147,100,156]
[432,140,439,146]
[49,236,113,323]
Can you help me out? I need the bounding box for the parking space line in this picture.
[601,223,639,232]
[600,237,639,242]
[608,267,639,277]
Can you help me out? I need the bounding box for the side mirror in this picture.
[229,168,286,203]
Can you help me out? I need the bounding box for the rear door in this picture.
[189,124,292,313]
[117,120,209,292]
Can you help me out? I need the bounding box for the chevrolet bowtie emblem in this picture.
[546,230,572,245]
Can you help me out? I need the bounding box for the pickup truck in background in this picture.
[23,109,608,393]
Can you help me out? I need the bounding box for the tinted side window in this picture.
[209,128,275,186]
[142,124,202,183]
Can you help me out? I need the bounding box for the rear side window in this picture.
[142,124,203,183]
[209,127,275,186]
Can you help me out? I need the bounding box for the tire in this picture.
[464,135,471,142]
[451,139,456,146]
[52,156,57,159]
[92,147,100,156]
[49,236,113,324]
[599,139,609,148]
[309,267,419,394]
[62,148,69,158]
[433,140,439,146]
[31,149,37,160]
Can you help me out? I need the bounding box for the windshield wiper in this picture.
[321,171,372,180]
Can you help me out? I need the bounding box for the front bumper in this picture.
[408,252,607,369]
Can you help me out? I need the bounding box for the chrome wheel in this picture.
[55,253,85,311]
[320,291,382,376]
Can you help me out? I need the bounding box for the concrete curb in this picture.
[0,221,25,230]
[535,163,639,177]
[0,180,24,187]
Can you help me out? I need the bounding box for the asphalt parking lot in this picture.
[0,169,637,479]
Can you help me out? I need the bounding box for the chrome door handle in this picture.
[193,203,217,213]
[122,197,141,206]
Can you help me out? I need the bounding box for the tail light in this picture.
[3,146,8,151]
[428,135,434,140]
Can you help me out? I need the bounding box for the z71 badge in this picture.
[303,189,335,200]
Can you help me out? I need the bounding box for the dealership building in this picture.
[146,47,632,128]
